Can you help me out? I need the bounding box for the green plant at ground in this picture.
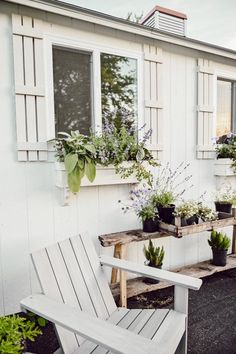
[174,200,198,218]
[197,204,218,222]
[208,229,231,250]
[27,312,48,327]
[0,314,42,354]
[143,240,165,267]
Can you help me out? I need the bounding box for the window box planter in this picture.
[55,161,138,189]
[214,158,235,176]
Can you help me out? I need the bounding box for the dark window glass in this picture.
[217,79,234,137]
[53,47,91,135]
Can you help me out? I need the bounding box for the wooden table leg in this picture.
[232,224,236,254]
[111,245,120,284]
[119,244,127,308]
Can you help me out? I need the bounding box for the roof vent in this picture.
[141,6,187,37]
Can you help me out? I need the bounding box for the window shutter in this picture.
[196,58,215,159]
[12,14,47,161]
[144,44,163,158]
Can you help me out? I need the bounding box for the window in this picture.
[100,53,137,128]
[53,47,92,135]
[217,79,236,137]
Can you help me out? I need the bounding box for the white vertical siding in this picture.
[0,3,236,315]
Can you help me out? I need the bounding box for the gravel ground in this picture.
[27,268,236,354]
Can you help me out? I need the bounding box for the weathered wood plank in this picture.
[110,254,236,300]
[99,230,170,247]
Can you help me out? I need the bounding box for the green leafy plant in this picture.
[215,188,236,204]
[208,229,231,250]
[0,314,42,354]
[55,131,97,192]
[143,240,165,267]
[27,312,48,327]
[152,191,175,207]
[137,205,156,221]
[216,133,236,172]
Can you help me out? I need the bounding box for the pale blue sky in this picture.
[59,0,236,50]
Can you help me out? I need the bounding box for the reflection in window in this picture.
[217,79,233,137]
[53,47,91,135]
[101,53,137,129]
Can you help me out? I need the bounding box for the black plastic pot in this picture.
[157,204,175,224]
[215,202,232,214]
[212,248,228,266]
[187,214,199,225]
[143,218,158,233]
[143,264,162,284]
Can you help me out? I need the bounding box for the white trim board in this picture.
[4,0,236,61]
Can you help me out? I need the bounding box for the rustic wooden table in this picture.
[99,216,236,307]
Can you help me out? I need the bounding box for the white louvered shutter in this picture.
[144,44,163,158]
[197,58,215,159]
[12,14,47,161]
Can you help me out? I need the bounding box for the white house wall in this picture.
[0,2,236,314]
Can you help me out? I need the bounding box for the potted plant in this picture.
[119,187,158,233]
[174,200,199,226]
[143,240,165,283]
[208,229,231,266]
[0,314,42,353]
[215,189,236,214]
[215,133,236,176]
[197,203,218,222]
[152,191,175,224]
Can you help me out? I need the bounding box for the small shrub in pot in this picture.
[143,240,165,283]
[215,189,236,214]
[152,191,175,224]
[208,229,231,266]
[174,200,199,226]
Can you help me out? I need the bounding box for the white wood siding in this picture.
[0,3,236,314]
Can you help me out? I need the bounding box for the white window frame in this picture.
[44,35,143,140]
[213,69,236,137]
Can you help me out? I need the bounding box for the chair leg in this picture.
[175,331,187,354]
[53,348,63,354]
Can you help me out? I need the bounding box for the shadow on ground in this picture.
[27,268,236,354]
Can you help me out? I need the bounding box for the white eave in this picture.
[4,0,236,61]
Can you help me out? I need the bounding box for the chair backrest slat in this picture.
[31,234,117,354]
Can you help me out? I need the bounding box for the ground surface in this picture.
[27,268,236,354]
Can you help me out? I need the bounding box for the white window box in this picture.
[214,158,235,176]
[55,161,138,189]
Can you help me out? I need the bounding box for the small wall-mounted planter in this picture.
[214,158,235,176]
[55,162,138,205]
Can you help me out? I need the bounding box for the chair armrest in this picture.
[100,255,202,290]
[21,294,157,354]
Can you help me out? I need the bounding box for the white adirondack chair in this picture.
[21,235,202,354]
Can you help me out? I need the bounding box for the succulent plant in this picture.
[208,229,231,250]
[143,240,165,267]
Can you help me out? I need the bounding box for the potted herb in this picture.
[143,240,165,283]
[174,200,199,226]
[152,191,175,224]
[119,187,158,233]
[208,229,231,266]
[197,204,218,222]
[215,189,236,214]
[0,314,42,354]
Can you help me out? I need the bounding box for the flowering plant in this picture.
[215,187,236,205]
[151,162,193,207]
[54,122,158,192]
[119,187,157,221]
[197,204,218,222]
[174,200,198,218]
[215,133,236,173]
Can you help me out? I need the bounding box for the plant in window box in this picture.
[151,162,193,224]
[215,133,236,176]
[143,240,165,284]
[174,200,199,226]
[119,187,158,233]
[208,229,231,266]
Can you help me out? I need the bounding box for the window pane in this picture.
[101,53,137,129]
[217,80,232,137]
[53,47,91,135]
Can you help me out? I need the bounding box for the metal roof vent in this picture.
[141,6,187,37]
